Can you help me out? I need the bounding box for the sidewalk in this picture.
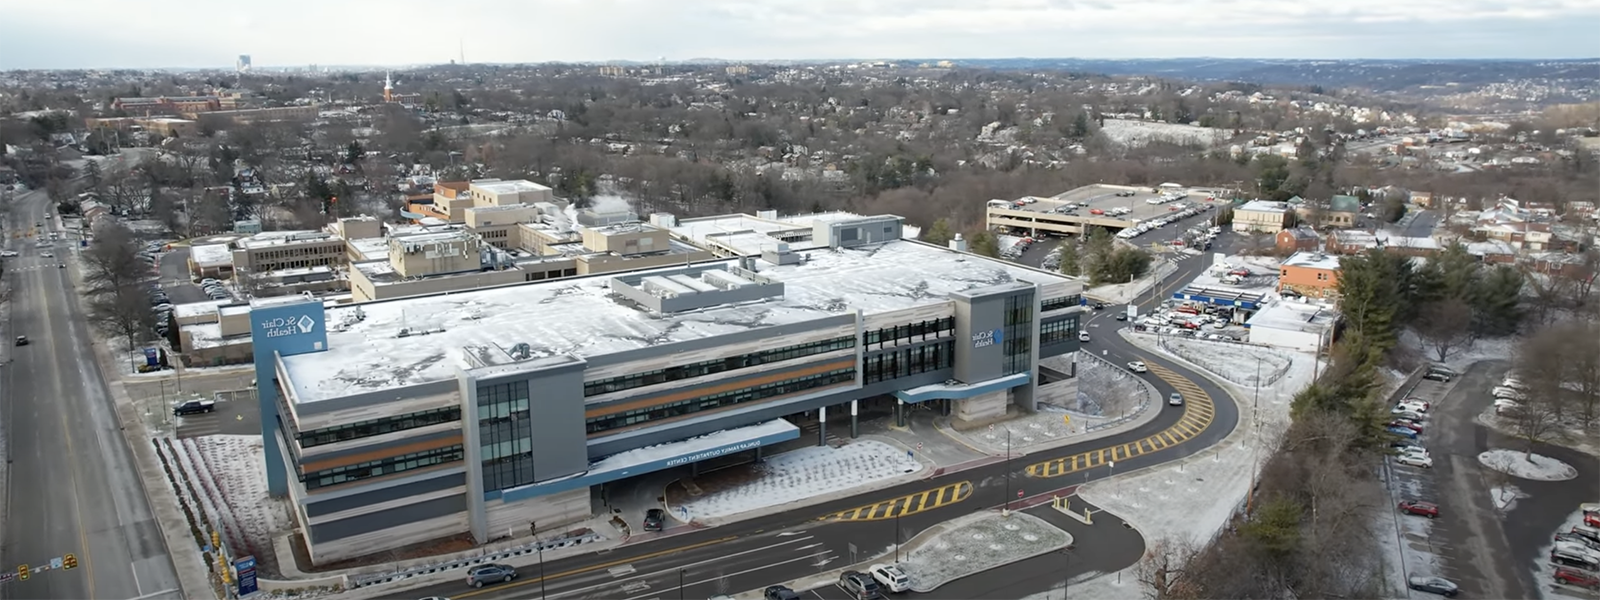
[933,356,1164,458]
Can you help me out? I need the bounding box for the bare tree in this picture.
[1411,298,1475,362]
[80,221,149,295]
[1136,537,1197,600]
[86,282,157,351]
[1511,328,1577,451]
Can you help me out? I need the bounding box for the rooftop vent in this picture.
[509,342,533,360]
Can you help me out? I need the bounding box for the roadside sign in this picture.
[49,557,62,570]
[143,347,159,367]
[1018,489,1025,498]
[234,556,258,596]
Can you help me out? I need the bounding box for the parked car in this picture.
[868,564,910,593]
[1395,400,1429,413]
[1396,453,1434,468]
[1115,313,1128,321]
[1493,386,1525,400]
[173,399,215,416]
[1126,361,1148,373]
[1575,524,1600,544]
[838,570,883,599]
[39,251,53,258]
[1399,500,1439,519]
[1422,370,1453,382]
[1389,440,1425,453]
[14,335,27,346]
[1169,392,1184,406]
[465,564,516,588]
[0,250,17,257]
[1388,420,1424,433]
[763,585,802,600]
[1555,568,1600,590]
[1558,532,1600,550]
[1407,574,1459,597]
[643,508,665,532]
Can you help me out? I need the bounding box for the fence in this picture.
[1155,335,1292,388]
[346,530,607,589]
[1078,351,1153,433]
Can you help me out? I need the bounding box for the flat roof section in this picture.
[1247,301,1337,334]
[1283,251,1342,270]
[190,243,233,267]
[989,184,1220,231]
[281,239,1078,404]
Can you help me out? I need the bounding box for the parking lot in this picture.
[1380,361,1600,599]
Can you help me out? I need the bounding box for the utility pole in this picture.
[1004,429,1012,514]
[531,521,547,599]
[894,500,902,562]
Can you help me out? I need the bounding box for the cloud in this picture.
[0,0,1593,69]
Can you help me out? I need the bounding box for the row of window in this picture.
[864,317,955,349]
[585,367,857,434]
[302,445,464,490]
[1040,294,1083,312]
[584,336,856,397]
[526,268,578,281]
[1040,317,1081,345]
[864,341,955,384]
[298,406,462,449]
[1002,293,1036,376]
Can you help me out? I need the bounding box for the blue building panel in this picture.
[892,372,1030,404]
[249,298,329,496]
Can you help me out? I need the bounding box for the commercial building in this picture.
[249,212,1085,564]
[1277,251,1342,300]
[1275,228,1320,253]
[232,230,347,273]
[1232,201,1294,234]
[84,116,200,137]
[1245,301,1337,352]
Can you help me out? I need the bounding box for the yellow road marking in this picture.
[1025,358,1217,479]
[819,481,974,522]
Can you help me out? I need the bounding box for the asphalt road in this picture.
[388,295,1241,599]
[0,188,182,600]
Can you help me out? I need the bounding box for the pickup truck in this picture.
[173,399,216,416]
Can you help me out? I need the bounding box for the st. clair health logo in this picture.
[260,314,318,339]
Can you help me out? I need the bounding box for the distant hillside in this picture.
[949,58,1600,91]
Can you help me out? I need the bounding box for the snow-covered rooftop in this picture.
[1247,301,1338,334]
[472,179,550,195]
[1283,251,1341,270]
[1239,200,1291,213]
[173,299,229,320]
[236,230,337,249]
[183,322,250,349]
[670,214,813,250]
[347,237,390,261]
[281,239,1076,404]
[190,243,233,267]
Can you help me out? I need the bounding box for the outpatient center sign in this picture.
[972,328,1003,349]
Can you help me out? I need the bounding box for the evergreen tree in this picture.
[968,230,1000,258]
[1058,242,1081,276]
[921,218,954,247]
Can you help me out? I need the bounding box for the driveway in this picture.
[157,247,208,304]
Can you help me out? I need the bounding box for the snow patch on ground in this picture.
[1478,449,1579,481]
[1098,119,1229,149]
[1476,405,1600,458]
[1489,485,1528,513]
[1400,330,1515,371]
[678,441,921,520]
[1156,337,1294,387]
[898,511,1073,593]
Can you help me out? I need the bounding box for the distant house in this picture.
[1325,230,1379,255]
[1275,227,1321,252]
[1410,191,1434,207]
[1324,195,1360,228]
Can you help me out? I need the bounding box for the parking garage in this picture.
[986,184,1227,238]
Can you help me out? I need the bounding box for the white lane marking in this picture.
[549,536,816,599]
[621,552,833,600]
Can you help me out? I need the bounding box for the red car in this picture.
[1388,420,1425,433]
[1399,500,1439,519]
[1555,568,1600,589]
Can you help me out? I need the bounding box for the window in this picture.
[298,407,461,448]
[302,445,463,490]
[585,336,856,397]
[864,341,955,383]
[1002,292,1035,376]
[865,318,954,349]
[1040,295,1082,312]
[1040,316,1079,345]
[478,380,536,491]
[585,367,856,434]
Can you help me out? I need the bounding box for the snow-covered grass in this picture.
[1476,405,1600,458]
[1399,330,1515,372]
[1068,354,1150,417]
[1157,337,1294,387]
[191,435,293,556]
[898,511,1072,593]
[1086,259,1179,304]
[678,441,921,520]
[1478,449,1579,481]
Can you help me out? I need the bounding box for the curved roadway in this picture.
[388,276,1243,600]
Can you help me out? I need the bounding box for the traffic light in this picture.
[17,564,28,581]
[63,554,77,570]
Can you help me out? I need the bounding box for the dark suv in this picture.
[763,585,802,600]
[643,508,666,532]
[839,570,883,599]
[466,563,517,588]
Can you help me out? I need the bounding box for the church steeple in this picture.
[383,71,394,103]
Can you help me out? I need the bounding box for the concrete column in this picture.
[818,405,828,446]
[896,398,906,428]
[850,399,859,438]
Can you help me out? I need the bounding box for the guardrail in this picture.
[346,530,606,589]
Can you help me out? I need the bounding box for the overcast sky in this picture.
[1,0,1595,69]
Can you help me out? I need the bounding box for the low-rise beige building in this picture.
[1233,200,1294,234]
[232,230,346,272]
[176,302,254,366]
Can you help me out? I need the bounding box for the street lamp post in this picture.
[531,521,547,600]
[894,500,903,562]
[1003,429,1012,513]
[678,568,687,600]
